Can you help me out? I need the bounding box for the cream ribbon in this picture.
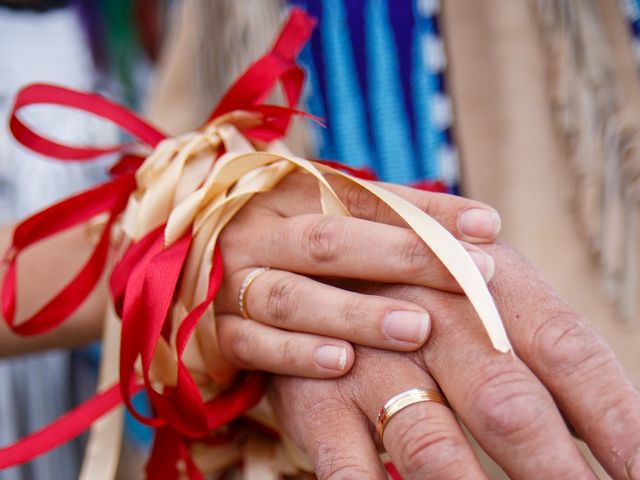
[96,112,512,477]
[79,304,124,480]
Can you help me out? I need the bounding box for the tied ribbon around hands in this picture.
[0,9,511,479]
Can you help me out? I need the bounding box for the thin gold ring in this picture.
[238,267,270,319]
[377,388,449,441]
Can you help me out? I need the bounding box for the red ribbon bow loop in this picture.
[209,8,316,142]
[2,76,167,335]
[1,174,134,336]
[0,7,314,477]
[10,83,166,161]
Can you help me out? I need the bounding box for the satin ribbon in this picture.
[0,7,511,479]
[0,8,317,478]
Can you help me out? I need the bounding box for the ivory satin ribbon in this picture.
[79,305,124,480]
[83,111,512,478]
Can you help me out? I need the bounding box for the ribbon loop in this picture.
[209,8,314,120]
[0,9,317,476]
[10,83,166,161]
[0,8,506,480]
[2,175,135,335]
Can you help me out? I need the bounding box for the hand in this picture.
[269,242,640,479]
[213,171,501,378]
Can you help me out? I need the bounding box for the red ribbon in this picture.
[0,380,142,470]
[9,83,166,161]
[385,462,403,480]
[2,173,134,335]
[0,7,314,477]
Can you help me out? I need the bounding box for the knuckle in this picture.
[415,192,453,224]
[301,216,344,264]
[399,234,433,275]
[395,418,468,478]
[343,182,381,217]
[280,336,301,368]
[471,368,549,440]
[228,326,257,369]
[416,193,438,217]
[265,275,301,326]
[307,391,353,420]
[219,223,241,256]
[316,460,377,480]
[531,309,614,380]
[339,297,368,338]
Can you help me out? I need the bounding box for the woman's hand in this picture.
[214,171,502,378]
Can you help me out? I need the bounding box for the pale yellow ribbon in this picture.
[85,112,512,478]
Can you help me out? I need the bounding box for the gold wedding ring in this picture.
[377,388,449,441]
[238,267,270,319]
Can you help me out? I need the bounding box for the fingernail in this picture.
[458,208,501,240]
[468,250,495,282]
[314,345,347,370]
[383,311,430,344]
[627,451,640,480]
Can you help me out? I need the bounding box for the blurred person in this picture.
[0,1,112,479]
[0,0,150,478]
[1,1,639,479]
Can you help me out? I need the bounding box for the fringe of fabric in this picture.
[532,0,640,323]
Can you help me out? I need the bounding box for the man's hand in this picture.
[270,242,640,479]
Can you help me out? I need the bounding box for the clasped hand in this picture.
[212,171,640,479]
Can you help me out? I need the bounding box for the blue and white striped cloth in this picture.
[619,0,640,63]
[290,0,459,190]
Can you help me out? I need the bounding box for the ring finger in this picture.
[218,268,432,350]
[375,284,598,479]
[352,348,487,479]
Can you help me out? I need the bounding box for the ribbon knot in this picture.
[203,123,222,147]
[0,7,511,480]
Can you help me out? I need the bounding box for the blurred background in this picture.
[0,0,639,478]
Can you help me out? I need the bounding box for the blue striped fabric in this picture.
[290,0,459,189]
[619,0,640,63]
[319,0,373,168]
[365,0,415,183]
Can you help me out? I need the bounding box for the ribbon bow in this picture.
[0,9,511,479]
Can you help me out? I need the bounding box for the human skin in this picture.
[2,176,638,477]
[214,172,500,376]
[0,224,110,355]
[266,242,640,479]
[0,172,499,359]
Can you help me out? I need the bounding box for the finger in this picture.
[379,285,597,479]
[218,268,431,350]
[261,172,502,243]
[216,314,354,378]
[349,348,488,479]
[329,175,502,243]
[270,376,387,479]
[249,214,495,291]
[482,243,640,479]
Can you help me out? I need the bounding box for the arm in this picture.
[0,224,107,356]
[1,175,500,362]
